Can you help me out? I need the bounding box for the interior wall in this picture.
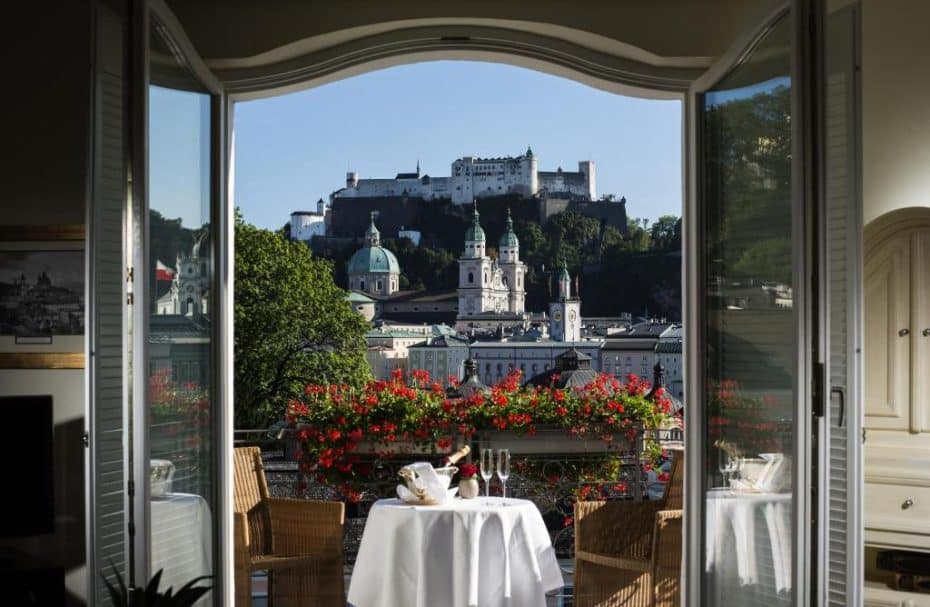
[861,0,930,225]
[0,2,92,604]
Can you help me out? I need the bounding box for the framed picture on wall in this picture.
[0,224,86,369]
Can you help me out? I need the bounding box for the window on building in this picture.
[377,280,383,291]
[360,279,366,290]
[468,272,474,284]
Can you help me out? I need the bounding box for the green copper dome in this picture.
[349,213,399,274]
[465,203,486,242]
[348,245,400,274]
[499,208,519,248]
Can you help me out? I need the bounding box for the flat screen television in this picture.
[0,396,54,537]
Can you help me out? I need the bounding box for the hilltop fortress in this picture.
[333,147,596,205]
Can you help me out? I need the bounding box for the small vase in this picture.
[458,478,479,499]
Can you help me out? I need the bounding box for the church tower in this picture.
[498,209,526,314]
[457,202,495,317]
[549,258,581,342]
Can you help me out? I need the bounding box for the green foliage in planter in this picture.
[102,565,211,607]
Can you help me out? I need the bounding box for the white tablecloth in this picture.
[705,489,791,602]
[348,497,564,607]
[151,493,212,599]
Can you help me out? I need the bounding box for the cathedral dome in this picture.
[348,245,400,274]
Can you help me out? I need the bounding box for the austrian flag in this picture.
[155,260,175,281]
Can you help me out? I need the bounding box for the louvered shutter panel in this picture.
[90,4,130,604]
[824,6,862,606]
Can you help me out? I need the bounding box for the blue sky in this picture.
[230,60,682,231]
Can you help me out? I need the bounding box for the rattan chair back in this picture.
[235,446,273,557]
[661,449,684,510]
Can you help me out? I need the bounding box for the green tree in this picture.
[234,213,370,428]
[624,217,652,252]
[649,215,681,251]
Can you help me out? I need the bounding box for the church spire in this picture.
[366,211,381,247]
[558,256,571,300]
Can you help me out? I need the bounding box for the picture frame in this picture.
[0,224,86,369]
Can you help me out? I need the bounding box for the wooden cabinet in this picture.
[864,226,929,433]
[864,580,930,607]
[865,215,930,590]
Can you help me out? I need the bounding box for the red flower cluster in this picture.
[458,463,479,479]
[288,368,669,500]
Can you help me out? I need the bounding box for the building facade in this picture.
[155,232,210,316]
[332,148,596,205]
[469,340,603,386]
[407,334,470,387]
[289,199,329,241]
[456,205,527,328]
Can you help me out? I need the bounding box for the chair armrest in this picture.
[234,511,252,567]
[575,500,664,560]
[267,498,345,557]
[651,509,683,573]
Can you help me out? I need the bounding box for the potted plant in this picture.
[457,462,480,498]
[102,565,211,607]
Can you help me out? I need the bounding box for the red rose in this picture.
[458,463,478,479]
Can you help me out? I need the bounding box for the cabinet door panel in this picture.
[864,237,910,429]
[916,229,930,432]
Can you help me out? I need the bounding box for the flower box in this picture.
[480,425,640,455]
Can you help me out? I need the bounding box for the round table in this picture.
[705,489,792,603]
[347,497,564,607]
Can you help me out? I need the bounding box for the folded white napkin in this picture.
[399,462,449,503]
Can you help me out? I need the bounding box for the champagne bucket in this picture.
[150,459,176,497]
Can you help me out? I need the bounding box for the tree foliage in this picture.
[649,215,681,251]
[235,213,370,428]
[704,84,792,283]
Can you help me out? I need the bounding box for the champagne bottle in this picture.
[441,444,471,466]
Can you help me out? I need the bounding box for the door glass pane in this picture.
[701,14,794,605]
[148,18,214,602]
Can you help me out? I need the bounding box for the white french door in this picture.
[88,1,230,604]
[685,2,821,604]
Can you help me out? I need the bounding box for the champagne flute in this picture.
[480,448,494,503]
[718,451,731,488]
[719,451,740,489]
[497,449,511,505]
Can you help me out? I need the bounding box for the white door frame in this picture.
[126,1,230,603]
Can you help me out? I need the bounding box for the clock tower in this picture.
[549,258,581,342]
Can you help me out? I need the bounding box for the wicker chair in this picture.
[234,447,345,606]
[573,447,683,607]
